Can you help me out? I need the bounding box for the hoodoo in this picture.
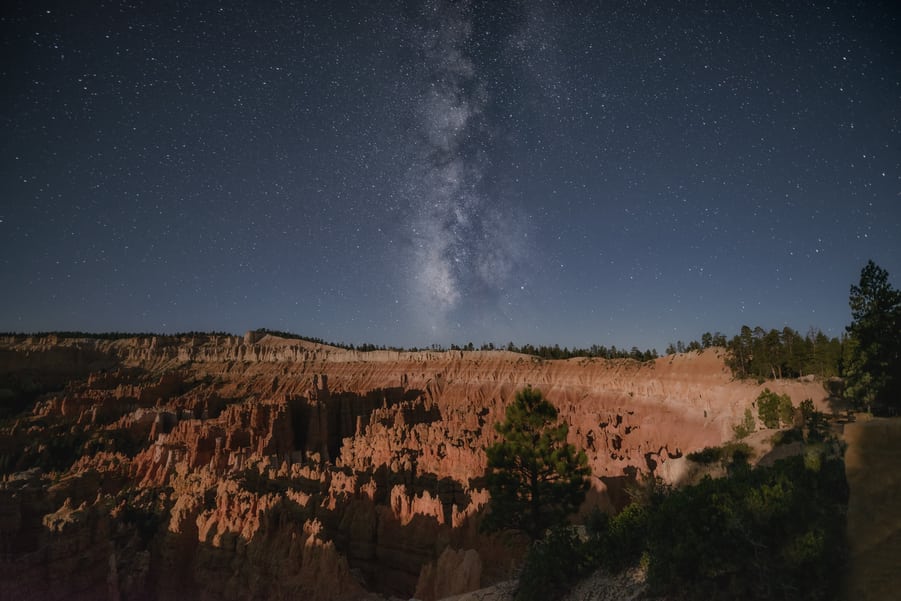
[0,333,830,600]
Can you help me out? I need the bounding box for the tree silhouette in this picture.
[482,387,590,540]
[845,260,901,414]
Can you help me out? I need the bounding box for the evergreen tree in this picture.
[756,389,794,429]
[483,387,590,540]
[845,261,901,414]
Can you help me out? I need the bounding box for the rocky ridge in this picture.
[0,333,830,600]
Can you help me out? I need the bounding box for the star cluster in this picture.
[1,1,899,350]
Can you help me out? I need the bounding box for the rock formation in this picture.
[0,333,830,599]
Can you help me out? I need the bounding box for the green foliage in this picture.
[844,260,901,414]
[687,442,753,467]
[594,501,652,571]
[543,445,848,601]
[732,407,755,439]
[724,325,844,381]
[483,387,590,540]
[771,428,804,446]
[645,453,848,600]
[778,395,795,426]
[757,389,794,429]
[515,525,594,601]
[666,332,727,355]
[799,398,826,438]
[687,446,723,464]
[799,398,815,422]
[520,438,849,600]
[498,343,658,361]
[516,499,655,600]
[665,324,844,380]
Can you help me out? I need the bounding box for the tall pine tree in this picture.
[845,260,901,414]
[482,387,590,540]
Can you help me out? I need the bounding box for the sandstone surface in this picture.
[0,333,830,599]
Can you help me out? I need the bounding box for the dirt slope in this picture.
[843,417,901,601]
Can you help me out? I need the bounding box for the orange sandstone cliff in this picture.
[0,333,830,600]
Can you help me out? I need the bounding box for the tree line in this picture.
[254,331,661,362]
[0,327,659,362]
[467,342,659,362]
[675,259,900,415]
[725,326,844,380]
[7,261,897,413]
[666,326,844,380]
[0,330,233,340]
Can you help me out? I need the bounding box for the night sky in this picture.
[2,1,899,351]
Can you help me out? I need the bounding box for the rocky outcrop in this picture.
[0,334,831,599]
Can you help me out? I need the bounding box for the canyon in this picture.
[0,332,831,600]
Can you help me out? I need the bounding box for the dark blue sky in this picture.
[2,1,899,351]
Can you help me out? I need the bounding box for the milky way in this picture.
[403,0,527,335]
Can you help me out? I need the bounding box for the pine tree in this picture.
[845,261,901,414]
[483,387,590,540]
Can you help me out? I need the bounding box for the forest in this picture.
[669,326,845,381]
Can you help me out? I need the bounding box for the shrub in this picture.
[687,446,723,464]
[732,407,756,439]
[646,453,847,600]
[602,502,651,571]
[687,442,752,469]
[516,525,593,601]
[799,398,827,439]
[771,428,804,446]
[517,500,653,601]
[757,389,794,429]
[514,448,847,601]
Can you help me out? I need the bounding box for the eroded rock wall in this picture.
[0,334,829,599]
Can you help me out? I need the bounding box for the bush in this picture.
[772,428,804,446]
[513,446,846,601]
[601,502,651,571]
[646,453,847,600]
[512,425,845,601]
[687,446,724,464]
[732,407,756,439]
[799,398,815,422]
[516,525,593,601]
[687,442,753,469]
[757,389,794,429]
[799,398,827,439]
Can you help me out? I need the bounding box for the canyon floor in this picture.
[0,333,847,599]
